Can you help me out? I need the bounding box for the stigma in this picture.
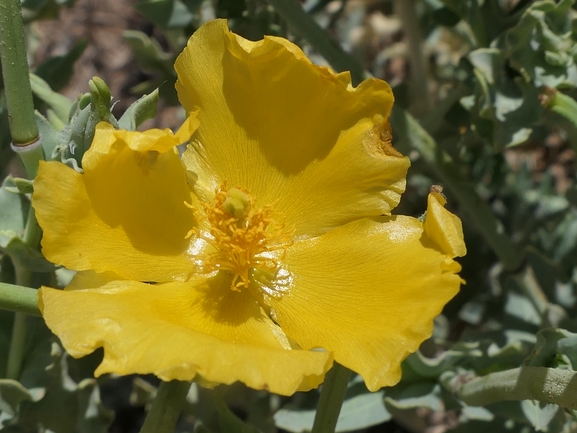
[186,184,293,291]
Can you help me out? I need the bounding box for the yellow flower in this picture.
[33,20,466,396]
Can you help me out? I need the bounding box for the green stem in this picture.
[10,138,44,179]
[311,363,352,433]
[140,380,191,433]
[5,312,27,379]
[468,1,489,48]
[0,0,39,145]
[23,197,42,249]
[0,282,40,316]
[1,167,43,380]
[394,0,430,116]
[457,367,577,410]
[0,0,45,376]
[264,0,367,86]
[5,263,33,379]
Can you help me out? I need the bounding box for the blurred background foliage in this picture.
[2,0,577,432]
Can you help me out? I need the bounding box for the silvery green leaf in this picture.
[0,176,28,237]
[0,379,37,418]
[34,111,62,158]
[385,383,443,412]
[506,0,577,89]
[29,73,72,125]
[521,400,561,431]
[461,406,495,422]
[274,390,390,433]
[12,342,113,433]
[466,49,542,148]
[524,328,577,369]
[505,291,541,326]
[123,31,173,74]
[118,89,159,131]
[123,31,179,104]
[0,236,54,272]
[404,344,483,380]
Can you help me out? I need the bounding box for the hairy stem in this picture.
[0,0,39,146]
[457,367,577,410]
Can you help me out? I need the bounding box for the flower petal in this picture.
[39,275,332,396]
[423,192,466,257]
[175,20,410,238]
[65,270,120,290]
[264,196,464,391]
[109,112,199,153]
[32,123,196,282]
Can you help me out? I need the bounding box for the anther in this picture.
[184,184,294,291]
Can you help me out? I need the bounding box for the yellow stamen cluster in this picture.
[187,185,293,291]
